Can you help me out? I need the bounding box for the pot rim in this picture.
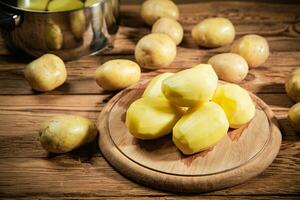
[0,0,111,14]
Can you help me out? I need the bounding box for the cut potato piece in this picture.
[143,73,174,98]
[125,97,182,140]
[173,102,229,155]
[47,0,84,11]
[162,64,218,107]
[213,83,255,128]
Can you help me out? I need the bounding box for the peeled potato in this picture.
[95,59,141,91]
[39,115,97,153]
[24,54,67,92]
[162,64,218,107]
[85,0,103,7]
[140,0,179,26]
[135,33,177,69]
[192,17,235,48]
[152,17,183,45]
[288,103,300,132]
[213,83,255,128]
[208,53,248,83]
[143,73,174,98]
[285,67,300,103]
[230,34,269,68]
[18,0,50,11]
[173,102,229,155]
[47,0,84,11]
[125,97,182,140]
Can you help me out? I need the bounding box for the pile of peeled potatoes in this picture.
[22,0,299,154]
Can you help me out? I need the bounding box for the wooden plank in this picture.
[0,52,299,95]
[0,144,299,198]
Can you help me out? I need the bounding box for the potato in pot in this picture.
[39,115,98,153]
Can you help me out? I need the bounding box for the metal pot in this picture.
[0,0,120,60]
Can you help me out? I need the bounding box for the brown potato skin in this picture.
[95,59,141,91]
[135,33,177,69]
[152,17,183,45]
[230,34,269,68]
[192,17,235,48]
[140,0,179,26]
[39,115,97,153]
[285,67,300,103]
[24,54,67,92]
[288,103,300,132]
[208,53,248,83]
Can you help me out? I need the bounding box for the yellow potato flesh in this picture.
[85,0,103,7]
[288,103,300,132]
[18,0,50,11]
[125,97,182,140]
[39,115,98,153]
[285,67,300,103]
[47,0,83,11]
[213,83,255,128]
[162,64,218,107]
[173,102,229,155]
[143,73,174,98]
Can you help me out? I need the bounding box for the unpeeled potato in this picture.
[288,103,300,132]
[125,97,182,140]
[285,67,300,103]
[213,83,255,128]
[173,102,229,155]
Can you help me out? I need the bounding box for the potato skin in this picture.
[152,17,183,45]
[192,17,235,48]
[95,59,141,91]
[230,34,269,68]
[141,0,179,26]
[24,54,67,92]
[208,53,248,83]
[39,115,98,153]
[135,33,177,69]
[285,67,300,103]
[288,103,300,132]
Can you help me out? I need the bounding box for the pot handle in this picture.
[0,7,20,30]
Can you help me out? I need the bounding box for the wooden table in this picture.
[0,1,299,199]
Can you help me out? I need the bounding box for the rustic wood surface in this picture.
[97,79,282,193]
[0,1,299,199]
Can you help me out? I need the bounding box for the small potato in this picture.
[24,54,67,92]
[143,73,174,98]
[47,0,84,11]
[285,67,300,103]
[208,53,248,83]
[39,115,97,153]
[173,102,229,155]
[45,20,63,50]
[135,33,177,69]
[192,17,235,48]
[152,17,183,45]
[230,34,269,68]
[126,97,182,140]
[70,11,86,40]
[141,0,179,26]
[213,83,255,128]
[288,103,300,132]
[95,59,141,91]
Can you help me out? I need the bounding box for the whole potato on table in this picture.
[24,54,67,92]
[285,67,300,102]
[95,59,141,91]
[39,115,98,153]
[152,17,184,45]
[141,0,179,26]
[192,17,235,48]
[135,33,177,69]
[288,103,300,132]
[230,34,269,68]
[208,53,248,83]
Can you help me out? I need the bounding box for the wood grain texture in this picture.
[0,0,300,198]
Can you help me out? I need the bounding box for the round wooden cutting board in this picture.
[97,79,282,193]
